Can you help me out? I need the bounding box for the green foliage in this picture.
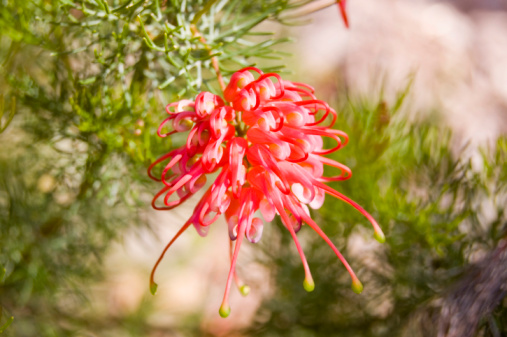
[0,0,309,335]
[249,94,507,336]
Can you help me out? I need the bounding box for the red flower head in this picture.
[148,67,384,317]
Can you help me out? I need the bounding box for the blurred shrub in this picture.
[250,93,507,337]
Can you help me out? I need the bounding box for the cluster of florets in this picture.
[148,67,384,317]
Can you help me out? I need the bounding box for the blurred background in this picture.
[1,0,506,336]
[289,0,507,144]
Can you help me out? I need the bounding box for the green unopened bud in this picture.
[150,282,158,295]
[240,285,250,296]
[374,230,385,244]
[351,278,363,294]
[303,277,315,292]
[219,303,231,318]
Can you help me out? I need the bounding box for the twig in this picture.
[190,24,226,92]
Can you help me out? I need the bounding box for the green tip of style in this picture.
[351,279,363,294]
[219,304,231,318]
[303,278,315,292]
[240,285,250,296]
[374,230,386,244]
[150,282,158,295]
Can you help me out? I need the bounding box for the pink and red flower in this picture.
[148,67,384,317]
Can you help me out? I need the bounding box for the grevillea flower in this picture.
[148,67,384,318]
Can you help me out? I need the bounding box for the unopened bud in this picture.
[374,230,385,244]
[351,278,363,294]
[150,282,158,295]
[240,285,250,296]
[219,303,231,318]
[303,277,315,292]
